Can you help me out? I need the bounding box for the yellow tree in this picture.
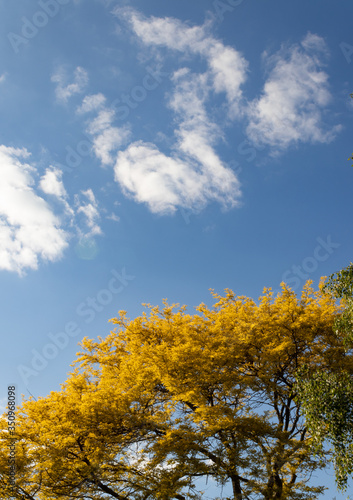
[1,280,351,499]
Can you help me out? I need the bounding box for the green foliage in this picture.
[296,368,353,489]
[323,263,353,299]
[296,264,353,490]
[323,262,353,348]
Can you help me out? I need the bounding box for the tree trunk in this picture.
[231,475,243,500]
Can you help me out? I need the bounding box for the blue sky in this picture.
[1,0,353,496]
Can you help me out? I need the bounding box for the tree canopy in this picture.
[1,280,352,499]
[296,264,353,490]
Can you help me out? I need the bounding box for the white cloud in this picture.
[88,109,115,134]
[246,34,341,151]
[119,9,207,51]
[75,189,102,237]
[0,146,68,275]
[79,99,131,166]
[108,11,342,214]
[115,137,240,213]
[110,9,243,215]
[81,188,96,205]
[77,93,106,114]
[92,126,131,166]
[51,11,339,221]
[207,42,247,116]
[172,73,239,201]
[107,213,120,222]
[115,70,241,215]
[0,73,6,84]
[39,168,74,219]
[39,168,67,199]
[115,8,248,115]
[301,32,329,55]
[52,66,89,103]
[115,142,202,214]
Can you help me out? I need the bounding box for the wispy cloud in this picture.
[0,146,69,275]
[74,188,102,238]
[92,126,131,166]
[114,69,241,214]
[111,9,243,214]
[246,33,341,151]
[0,73,6,84]
[87,109,116,134]
[117,8,248,116]
[78,98,130,166]
[51,66,89,103]
[107,212,120,222]
[77,93,106,114]
[49,9,341,221]
[39,167,67,199]
[39,167,74,219]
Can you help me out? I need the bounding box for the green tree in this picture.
[295,264,353,490]
[1,281,350,499]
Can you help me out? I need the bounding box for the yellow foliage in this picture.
[0,281,349,499]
